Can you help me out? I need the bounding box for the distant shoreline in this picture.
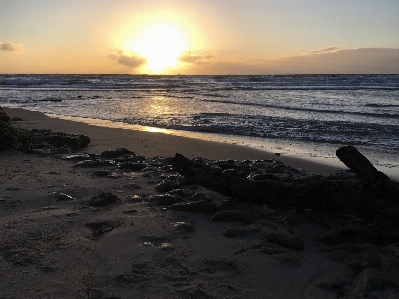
[4,107,345,176]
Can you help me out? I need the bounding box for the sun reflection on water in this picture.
[147,96,172,116]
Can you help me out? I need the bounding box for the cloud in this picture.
[306,46,340,55]
[0,42,24,52]
[179,51,214,64]
[181,47,399,75]
[108,50,146,68]
[279,47,399,74]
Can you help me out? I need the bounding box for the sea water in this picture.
[1,74,398,179]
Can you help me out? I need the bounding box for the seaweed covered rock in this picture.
[1,107,90,152]
[31,129,90,151]
[0,106,32,151]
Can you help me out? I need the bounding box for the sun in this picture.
[128,22,187,73]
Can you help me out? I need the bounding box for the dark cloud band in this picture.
[0,42,23,52]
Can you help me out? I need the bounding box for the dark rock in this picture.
[186,192,214,202]
[136,236,173,251]
[317,225,399,246]
[285,212,311,226]
[47,134,90,150]
[218,199,239,211]
[126,195,142,202]
[150,190,214,208]
[120,155,146,162]
[123,209,138,214]
[73,159,113,168]
[142,170,162,178]
[321,249,354,262]
[326,169,357,180]
[166,189,196,199]
[105,174,120,179]
[347,246,399,278]
[348,247,382,272]
[100,150,126,158]
[173,221,195,232]
[156,175,189,192]
[137,235,171,244]
[61,153,92,161]
[350,268,399,299]
[116,148,133,154]
[149,189,196,206]
[46,135,80,150]
[199,258,239,276]
[93,170,112,177]
[89,192,120,207]
[170,200,217,213]
[126,183,141,190]
[318,228,358,245]
[262,227,304,250]
[331,244,371,254]
[149,194,185,206]
[222,168,239,178]
[85,220,121,236]
[285,209,335,229]
[79,135,90,147]
[303,271,351,299]
[223,226,261,238]
[119,162,147,171]
[148,156,174,169]
[319,244,372,262]
[28,129,90,150]
[212,210,255,224]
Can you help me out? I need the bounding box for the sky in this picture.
[1,0,398,74]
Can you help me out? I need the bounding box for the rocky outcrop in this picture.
[173,147,399,224]
[1,108,90,152]
[0,106,32,150]
[30,129,90,151]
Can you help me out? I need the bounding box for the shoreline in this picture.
[4,107,344,176]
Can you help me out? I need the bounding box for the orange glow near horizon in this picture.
[115,9,200,74]
[128,22,188,73]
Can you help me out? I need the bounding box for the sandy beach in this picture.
[4,108,343,176]
[1,108,399,299]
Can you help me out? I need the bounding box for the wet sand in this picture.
[4,108,342,176]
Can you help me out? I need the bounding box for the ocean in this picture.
[1,74,398,179]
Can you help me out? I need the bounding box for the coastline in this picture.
[4,107,344,176]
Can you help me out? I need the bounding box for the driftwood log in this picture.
[336,146,390,187]
[173,146,399,223]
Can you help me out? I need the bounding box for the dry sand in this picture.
[1,108,398,299]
